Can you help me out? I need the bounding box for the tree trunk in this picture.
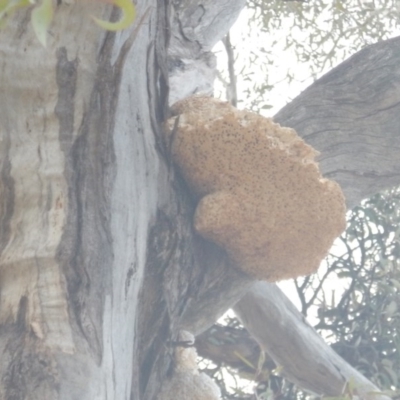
[0,1,249,399]
[1,0,400,399]
[0,0,170,398]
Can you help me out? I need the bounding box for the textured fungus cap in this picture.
[165,96,346,281]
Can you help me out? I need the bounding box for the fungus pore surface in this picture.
[165,96,346,281]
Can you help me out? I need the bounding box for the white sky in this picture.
[215,1,400,116]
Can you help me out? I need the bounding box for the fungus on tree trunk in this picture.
[165,96,346,281]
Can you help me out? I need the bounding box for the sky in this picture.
[214,0,400,116]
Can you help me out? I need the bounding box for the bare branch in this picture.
[222,32,238,107]
[234,283,392,400]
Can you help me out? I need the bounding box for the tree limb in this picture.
[234,283,391,400]
[275,36,400,209]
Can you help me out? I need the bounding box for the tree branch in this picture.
[275,36,400,209]
[234,283,391,400]
[222,32,238,107]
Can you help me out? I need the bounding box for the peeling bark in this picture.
[1,0,400,399]
[0,1,250,399]
[0,1,167,398]
[168,0,246,104]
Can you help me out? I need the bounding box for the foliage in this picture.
[216,0,400,114]
[31,0,53,46]
[0,0,136,46]
[312,187,400,391]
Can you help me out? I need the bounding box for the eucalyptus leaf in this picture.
[31,0,53,47]
[92,0,136,31]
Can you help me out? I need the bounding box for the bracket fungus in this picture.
[165,96,346,281]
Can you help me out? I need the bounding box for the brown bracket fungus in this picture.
[165,96,346,281]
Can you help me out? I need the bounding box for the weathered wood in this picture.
[0,0,253,398]
[0,1,166,398]
[168,0,246,104]
[275,37,400,208]
[234,283,391,400]
[2,0,400,398]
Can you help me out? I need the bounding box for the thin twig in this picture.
[222,32,238,107]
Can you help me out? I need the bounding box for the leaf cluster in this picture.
[217,0,400,114]
[0,0,136,46]
[311,187,400,391]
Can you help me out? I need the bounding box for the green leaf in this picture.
[0,0,30,25]
[31,0,53,47]
[93,0,136,31]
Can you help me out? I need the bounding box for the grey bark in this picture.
[168,0,246,104]
[275,36,400,209]
[0,1,251,400]
[234,284,392,400]
[1,0,400,399]
[0,1,169,399]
